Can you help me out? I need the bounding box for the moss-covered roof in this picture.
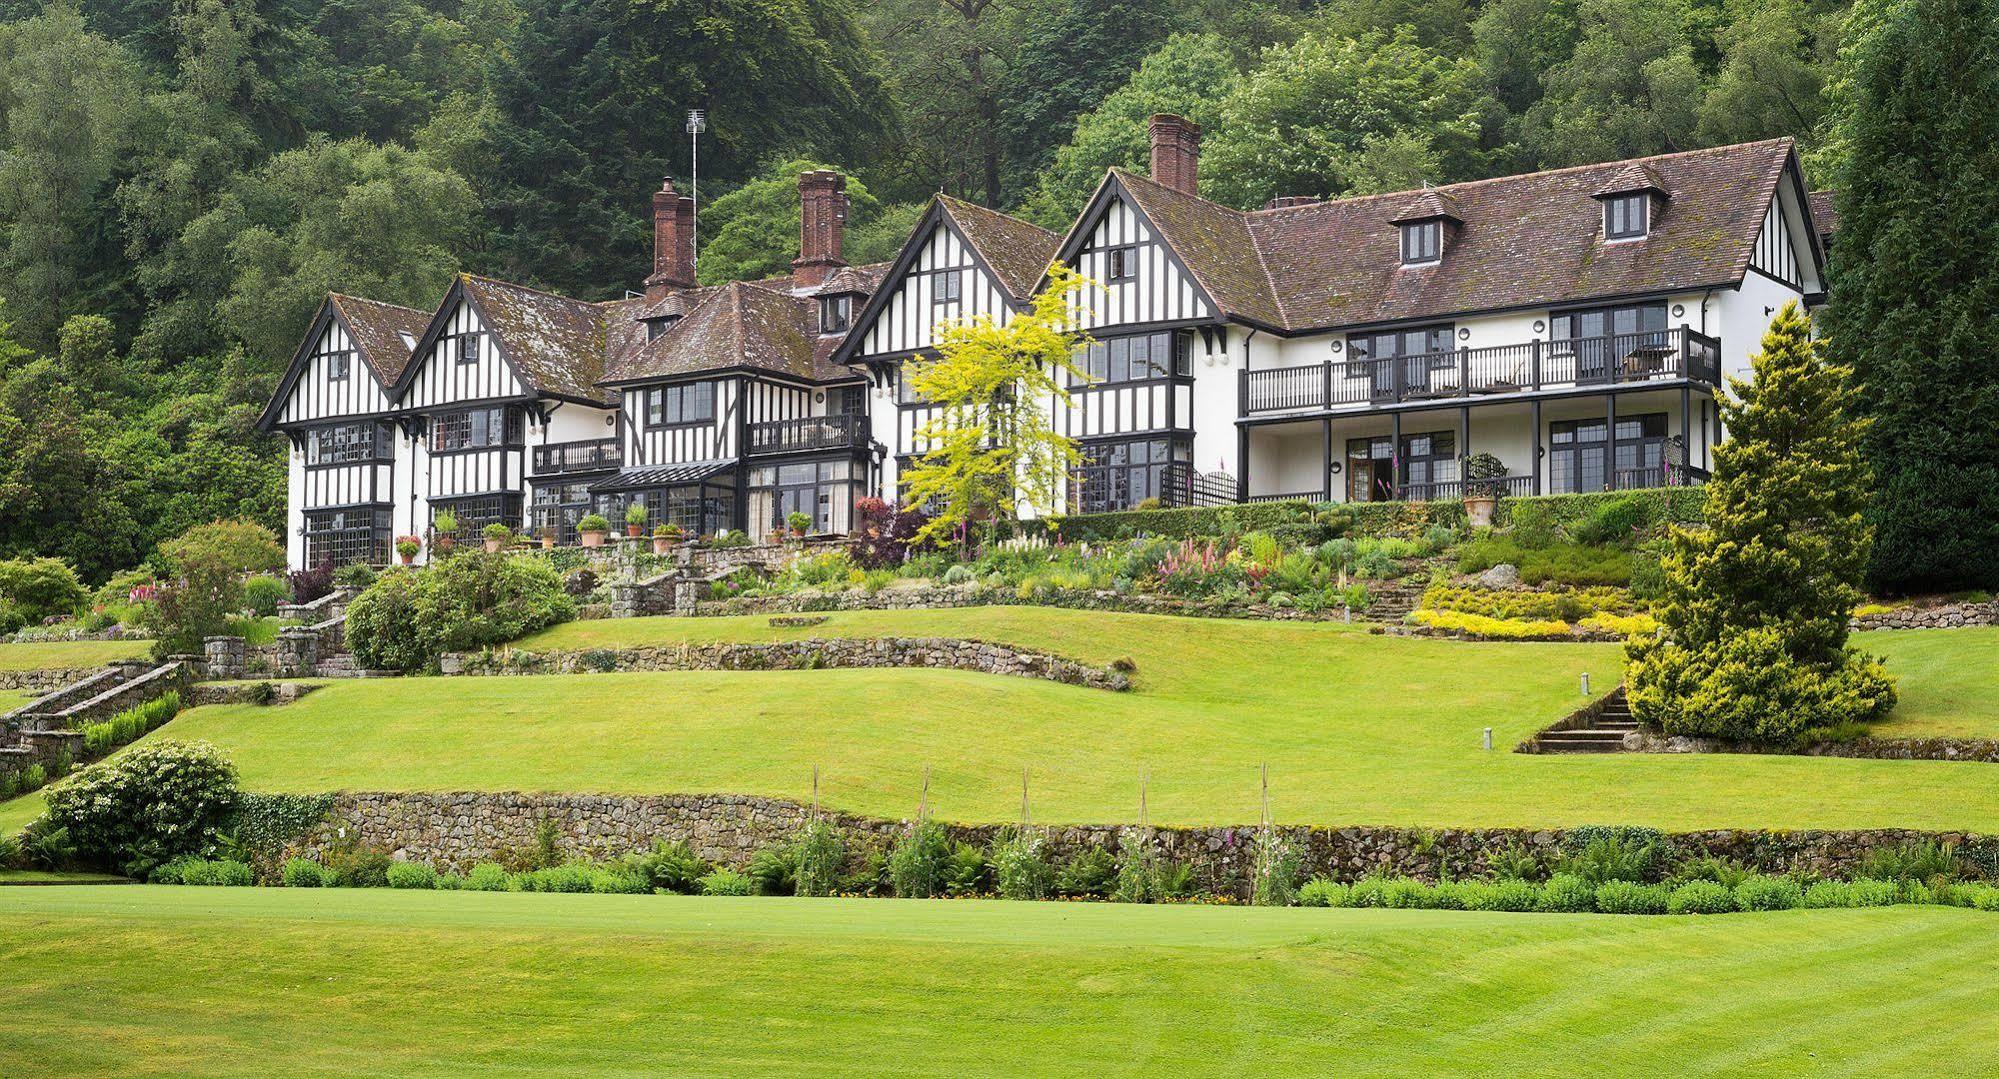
[937,195,1061,300]
[327,293,430,385]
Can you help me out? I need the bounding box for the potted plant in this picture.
[540,528,556,550]
[652,523,683,555]
[1461,452,1508,529]
[395,536,421,566]
[577,513,610,548]
[786,510,812,538]
[431,509,458,552]
[625,502,648,538]
[482,523,512,553]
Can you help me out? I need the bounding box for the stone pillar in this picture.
[610,581,643,619]
[672,578,702,617]
[276,626,320,678]
[202,635,247,681]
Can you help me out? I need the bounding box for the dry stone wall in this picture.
[442,637,1130,691]
[291,790,1999,892]
[1852,601,1999,631]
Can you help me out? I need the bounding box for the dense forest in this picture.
[0,0,1883,580]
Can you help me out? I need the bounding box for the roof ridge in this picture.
[938,193,1062,240]
[461,271,600,308]
[328,292,430,316]
[1245,138,1797,218]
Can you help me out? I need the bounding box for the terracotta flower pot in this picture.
[399,552,415,566]
[435,535,454,552]
[483,538,504,554]
[1463,494,1498,529]
[580,530,606,549]
[627,524,642,538]
[652,537,671,554]
[541,535,555,549]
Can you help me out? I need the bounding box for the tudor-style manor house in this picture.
[262,116,1829,569]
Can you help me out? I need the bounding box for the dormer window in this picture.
[643,315,679,342]
[1400,220,1442,265]
[1605,193,1649,240]
[819,294,853,334]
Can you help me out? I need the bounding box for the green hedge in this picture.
[1035,489,1705,544]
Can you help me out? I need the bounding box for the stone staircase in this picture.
[277,588,364,677]
[1522,686,1639,753]
[1361,580,1424,622]
[0,659,191,780]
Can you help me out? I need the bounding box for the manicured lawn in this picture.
[1864,627,1999,739]
[0,688,34,711]
[0,639,147,671]
[0,886,1995,1075]
[48,607,1997,832]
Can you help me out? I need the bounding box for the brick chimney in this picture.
[645,176,696,297]
[791,170,848,289]
[1149,114,1201,196]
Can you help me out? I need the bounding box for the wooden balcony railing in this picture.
[1243,328,1722,415]
[531,438,621,476]
[747,414,868,456]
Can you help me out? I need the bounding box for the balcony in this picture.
[747,414,868,456]
[532,438,621,476]
[1243,328,1721,415]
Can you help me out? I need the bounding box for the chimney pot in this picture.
[792,170,849,289]
[645,176,696,297]
[1148,114,1202,196]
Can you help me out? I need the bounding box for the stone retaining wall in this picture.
[691,583,1376,623]
[0,667,99,692]
[1628,729,1999,763]
[441,637,1130,691]
[1852,600,1999,631]
[186,681,324,707]
[290,790,1999,891]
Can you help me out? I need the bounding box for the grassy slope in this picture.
[1,887,1996,1076]
[1864,627,1999,739]
[0,688,33,711]
[40,608,1990,832]
[0,639,147,671]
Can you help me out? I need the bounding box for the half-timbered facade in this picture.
[265,113,1830,568]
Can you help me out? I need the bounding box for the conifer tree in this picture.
[1626,302,1896,745]
[1819,0,1999,592]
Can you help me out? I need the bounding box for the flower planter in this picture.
[626,525,643,538]
[1463,494,1498,529]
[435,535,454,553]
[541,535,555,550]
[483,538,504,554]
[399,552,415,566]
[580,530,607,549]
[652,537,671,555]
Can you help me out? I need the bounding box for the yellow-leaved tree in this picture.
[900,264,1099,546]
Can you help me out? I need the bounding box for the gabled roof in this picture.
[1809,189,1838,242]
[1388,188,1463,225]
[458,275,610,402]
[1052,138,1805,335]
[603,280,860,386]
[830,195,1059,366]
[1592,161,1668,198]
[936,195,1061,299]
[329,294,431,384]
[257,293,429,431]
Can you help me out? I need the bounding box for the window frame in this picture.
[1105,245,1138,282]
[326,349,353,382]
[429,406,522,454]
[1400,220,1442,265]
[1071,435,1190,514]
[305,420,395,468]
[1075,330,1192,385]
[819,294,853,334]
[1605,193,1649,240]
[932,269,963,305]
[457,332,483,366]
[644,380,717,429]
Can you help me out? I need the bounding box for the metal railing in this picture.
[1159,462,1241,509]
[1396,475,1536,502]
[747,414,867,455]
[531,438,622,475]
[1243,328,1722,414]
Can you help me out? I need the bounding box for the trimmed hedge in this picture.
[1036,489,1706,545]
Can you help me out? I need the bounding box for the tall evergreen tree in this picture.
[1820,0,1999,592]
[1627,303,1895,745]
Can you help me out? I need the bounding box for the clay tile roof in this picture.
[1388,188,1463,224]
[1593,161,1668,198]
[937,194,1061,300]
[1808,189,1838,238]
[460,275,612,402]
[603,281,860,385]
[327,293,430,385]
[1111,167,1289,329]
[1106,139,1794,333]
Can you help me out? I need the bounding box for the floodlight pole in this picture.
[686,108,707,276]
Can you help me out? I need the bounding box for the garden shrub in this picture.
[1409,609,1572,640]
[942,841,989,896]
[1667,880,1737,914]
[1419,584,1632,623]
[1733,875,1804,911]
[346,553,575,673]
[386,862,441,889]
[1056,847,1116,899]
[241,575,289,617]
[587,864,648,894]
[1251,830,1300,907]
[1486,843,1543,882]
[331,563,378,593]
[465,863,510,892]
[1577,612,1659,637]
[1344,875,1391,908]
[1298,878,1349,907]
[849,498,931,569]
[991,829,1055,900]
[0,556,88,624]
[1802,880,1856,908]
[286,559,336,605]
[1536,873,1597,913]
[1668,855,1754,890]
[628,839,708,894]
[513,863,596,893]
[177,858,254,886]
[1381,878,1433,909]
[1455,536,1633,586]
[1859,840,1960,884]
[699,869,753,896]
[41,740,239,877]
[1570,495,1654,547]
[144,520,286,657]
[281,857,331,888]
[888,819,952,898]
[748,845,798,896]
[1556,831,1662,885]
[1459,879,1539,912]
[330,848,393,888]
[1112,831,1165,904]
[1593,880,1670,914]
[792,820,844,898]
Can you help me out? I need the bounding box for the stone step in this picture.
[1534,739,1626,753]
